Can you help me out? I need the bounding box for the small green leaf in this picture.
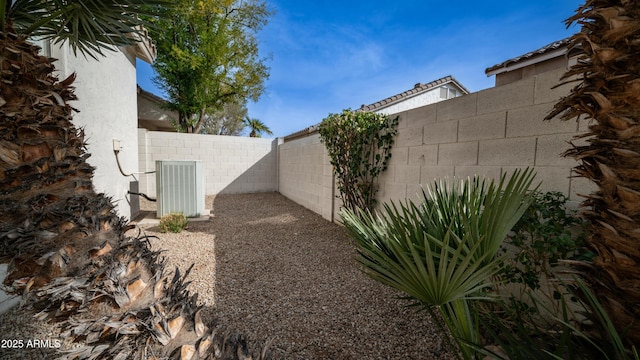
[319,109,397,213]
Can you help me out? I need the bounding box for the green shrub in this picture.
[341,168,537,359]
[318,109,398,214]
[476,192,638,360]
[498,191,591,292]
[476,279,639,360]
[159,212,188,233]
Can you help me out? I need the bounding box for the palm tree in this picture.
[546,0,640,345]
[0,1,265,358]
[243,116,272,138]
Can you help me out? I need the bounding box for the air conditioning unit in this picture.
[156,160,205,218]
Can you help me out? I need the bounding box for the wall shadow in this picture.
[216,139,278,194]
[207,193,448,358]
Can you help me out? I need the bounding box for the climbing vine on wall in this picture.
[319,109,399,214]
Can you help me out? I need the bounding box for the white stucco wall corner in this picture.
[51,43,140,220]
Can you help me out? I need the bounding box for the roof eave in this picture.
[485,47,567,77]
[137,85,166,104]
[130,26,157,64]
[361,76,470,112]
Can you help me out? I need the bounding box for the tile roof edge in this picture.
[137,85,169,104]
[282,76,470,141]
[359,75,469,112]
[485,37,572,75]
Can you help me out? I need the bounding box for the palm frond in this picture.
[341,168,538,359]
[8,0,170,58]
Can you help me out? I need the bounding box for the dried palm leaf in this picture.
[0,26,270,360]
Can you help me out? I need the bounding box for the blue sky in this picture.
[136,0,584,137]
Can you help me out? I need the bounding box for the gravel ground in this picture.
[0,309,61,359]
[141,192,454,359]
[0,192,455,359]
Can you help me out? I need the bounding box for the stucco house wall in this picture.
[486,38,572,87]
[138,86,178,132]
[50,43,141,219]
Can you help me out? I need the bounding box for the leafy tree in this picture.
[150,0,271,133]
[200,100,248,135]
[546,0,640,345]
[244,116,272,137]
[0,0,264,358]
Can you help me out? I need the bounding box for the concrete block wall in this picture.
[135,67,597,222]
[278,134,335,221]
[138,129,278,197]
[279,67,598,221]
[378,67,596,206]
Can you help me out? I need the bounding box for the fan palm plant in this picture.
[546,0,640,345]
[0,1,266,358]
[3,0,161,56]
[341,168,537,359]
[243,116,272,137]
